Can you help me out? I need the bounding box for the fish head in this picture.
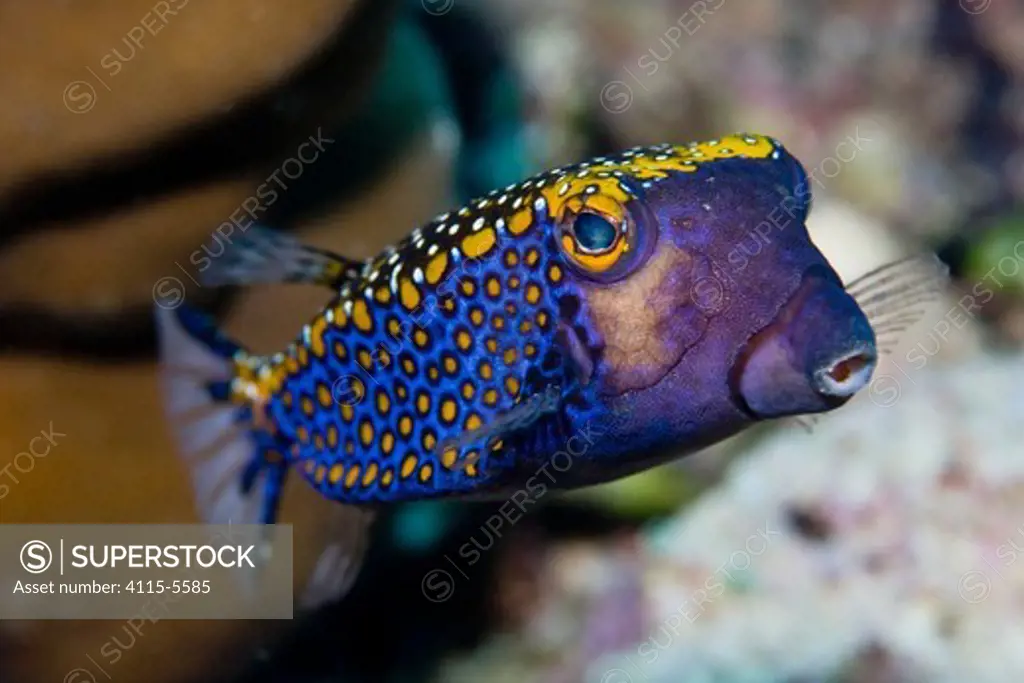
[543,134,876,466]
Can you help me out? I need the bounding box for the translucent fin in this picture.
[845,253,950,356]
[199,225,364,290]
[155,304,375,609]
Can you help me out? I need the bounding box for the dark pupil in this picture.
[573,213,617,252]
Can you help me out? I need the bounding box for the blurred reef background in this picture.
[0,1,1022,682]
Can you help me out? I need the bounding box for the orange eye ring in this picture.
[558,204,633,275]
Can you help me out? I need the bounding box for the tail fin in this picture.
[154,304,285,527]
[154,304,376,609]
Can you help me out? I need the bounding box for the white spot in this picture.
[558,182,570,196]
[388,253,400,265]
[448,224,460,235]
[413,267,425,284]
[390,264,402,292]
[436,223,447,234]
[325,309,334,323]
[369,269,380,282]
[343,300,353,315]
[472,217,485,231]
[428,244,439,256]
[450,247,461,261]
[458,207,470,217]
[771,150,781,159]
[577,169,590,178]
[496,217,506,233]
[642,182,653,189]
[512,197,524,209]
[477,200,490,209]
[497,194,508,205]
[364,287,373,298]
[533,197,546,211]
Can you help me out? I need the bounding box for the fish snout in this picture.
[733,271,877,419]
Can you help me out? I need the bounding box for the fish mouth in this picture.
[730,268,877,420]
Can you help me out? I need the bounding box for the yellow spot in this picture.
[525,283,542,304]
[485,277,502,298]
[285,355,299,374]
[505,302,518,315]
[329,464,345,483]
[331,303,349,327]
[503,348,518,365]
[382,431,395,454]
[442,297,456,313]
[509,208,532,235]
[345,440,355,454]
[376,390,390,415]
[490,439,504,451]
[327,425,339,448]
[358,349,373,370]
[301,397,314,416]
[486,338,499,353]
[462,227,497,259]
[456,330,473,351]
[508,275,521,289]
[282,391,293,408]
[401,455,418,479]
[440,399,458,424]
[352,299,373,332]
[465,462,479,477]
[525,249,540,266]
[464,413,482,432]
[399,415,413,437]
[525,342,537,357]
[461,382,476,400]
[506,377,521,396]
[441,445,458,468]
[387,317,402,338]
[382,468,394,487]
[414,329,430,349]
[314,433,325,450]
[402,356,416,376]
[341,403,354,422]
[362,462,379,487]
[297,346,309,367]
[315,464,326,483]
[460,278,476,296]
[400,278,421,311]
[426,253,449,284]
[548,264,563,283]
[443,355,459,375]
[484,389,499,406]
[419,464,433,482]
[305,459,316,475]
[396,384,408,400]
[416,392,431,415]
[310,316,327,357]
[469,308,485,327]
[359,420,374,447]
[504,250,519,267]
[374,287,391,304]
[520,320,533,334]
[428,365,440,381]
[317,384,332,407]
[376,348,391,368]
[333,341,348,361]
[423,431,437,451]
[491,314,506,330]
[537,311,550,328]
[345,464,361,488]
[479,361,493,380]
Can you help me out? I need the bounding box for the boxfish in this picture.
[155,133,947,606]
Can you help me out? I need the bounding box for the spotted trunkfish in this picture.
[155,133,947,607]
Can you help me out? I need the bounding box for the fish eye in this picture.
[572,213,619,254]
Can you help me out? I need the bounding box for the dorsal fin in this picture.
[198,225,364,290]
